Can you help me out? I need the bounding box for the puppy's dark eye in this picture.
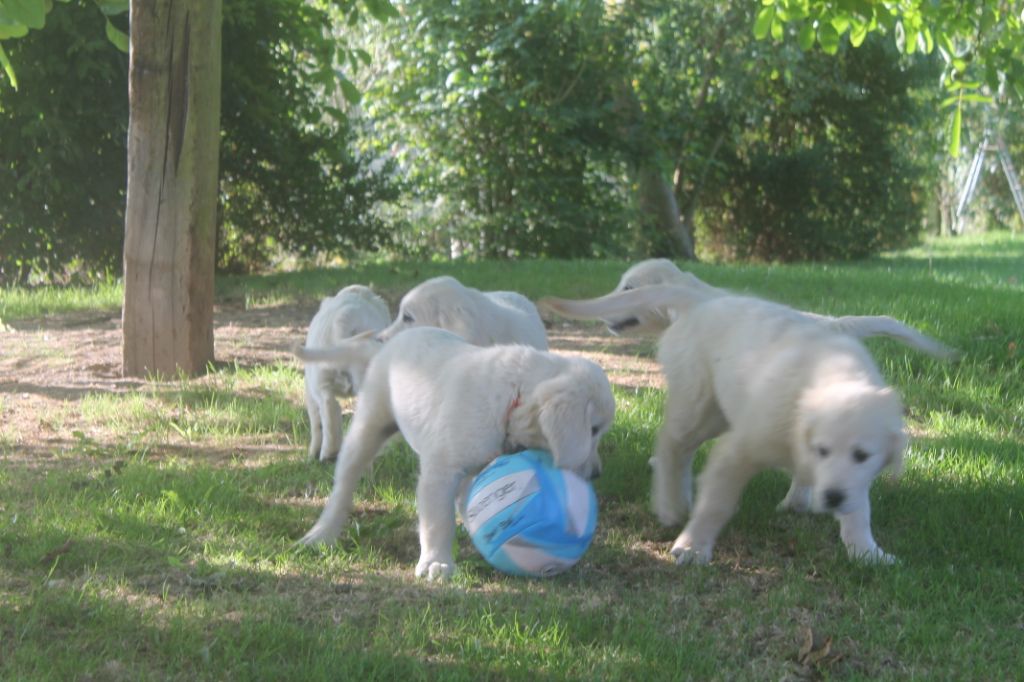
[853,449,870,463]
[591,425,601,437]
[817,446,829,458]
[401,312,414,323]
[622,284,633,291]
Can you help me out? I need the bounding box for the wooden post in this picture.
[122,0,222,377]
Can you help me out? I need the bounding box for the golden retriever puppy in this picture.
[303,285,390,462]
[540,284,943,564]
[376,276,548,349]
[294,327,615,579]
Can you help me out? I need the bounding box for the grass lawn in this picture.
[1,232,1021,680]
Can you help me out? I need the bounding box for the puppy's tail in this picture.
[828,315,958,360]
[539,285,712,328]
[292,329,382,369]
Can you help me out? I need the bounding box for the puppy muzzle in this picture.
[607,317,640,334]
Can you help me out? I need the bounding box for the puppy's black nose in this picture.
[824,489,846,509]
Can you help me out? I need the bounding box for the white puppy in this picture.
[303,285,390,462]
[609,259,720,335]
[541,285,929,564]
[605,259,955,360]
[376,275,548,349]
[294,326,615,580]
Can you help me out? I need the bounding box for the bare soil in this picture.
[0,304,662,461]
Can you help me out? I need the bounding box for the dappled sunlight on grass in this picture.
[2,234,1023,679]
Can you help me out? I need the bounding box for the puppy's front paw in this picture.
[415,560,455,581]
[669,534,712,565]
[297,524,341,547]
[776,487,812,513]
[849,546,897,565]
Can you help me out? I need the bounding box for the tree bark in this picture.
[122,0,222,377]
[636,165,696,260]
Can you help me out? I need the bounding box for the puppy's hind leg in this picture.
[650,387,726,527]
[305,386,323,461]
[414,465,464,581]
[317,391,344,462]
[299,399,396,546]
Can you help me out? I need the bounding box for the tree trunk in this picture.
[636,165,696,260]
[122,0,222,377]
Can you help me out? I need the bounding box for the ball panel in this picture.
[463,469,540,536]
[495,537,580,577]
[561,471,598,538]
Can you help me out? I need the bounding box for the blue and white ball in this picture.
[463,449,598,578]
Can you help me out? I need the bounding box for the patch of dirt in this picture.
[0,304,663,458]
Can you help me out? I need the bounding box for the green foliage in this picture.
[217,0,399,273]
[0,0,398,282]
[0,1,128,285]
[759,0,1024,156]
[702,36,940,261]
[0,0,126,90]
[621,2,941,262]
[366,0,634,259]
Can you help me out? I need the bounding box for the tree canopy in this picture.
[1,0,1021,283]
[757,0,1024,154]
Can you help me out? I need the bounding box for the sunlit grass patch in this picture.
[0,279,123,322]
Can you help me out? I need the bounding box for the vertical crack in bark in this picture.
[145,5,180,372]
[172,11,190,173]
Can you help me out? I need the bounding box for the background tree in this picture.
[758,0,1024,155]
[0,0,398,284]
[0,2,128,285]
[365,0,633,259]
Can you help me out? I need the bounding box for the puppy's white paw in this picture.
[849,546,897,565]
[776,484,812,513]
[415,560,455,581]
[669,535,712,565]
[297,524,341,547]
[776,496,811,513]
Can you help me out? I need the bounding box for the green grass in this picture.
[0,278,123,322]
[2,232,1023,679]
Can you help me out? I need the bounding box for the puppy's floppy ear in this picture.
[438,303,478,344]
[535,378,594,473]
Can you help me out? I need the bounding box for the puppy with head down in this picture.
[302,285,390,462]
[294,326,614,580]
[541,284,937,565]
[377,275,548,349]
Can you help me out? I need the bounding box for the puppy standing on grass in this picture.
[541,284,952,565]
[303,285,390,462]
[294,326,615,580]
[377,275,549,349]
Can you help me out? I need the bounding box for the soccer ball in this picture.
[462,449,598,578]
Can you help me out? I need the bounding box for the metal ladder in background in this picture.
[995,136,1024,226]
[956,133,1024,233]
